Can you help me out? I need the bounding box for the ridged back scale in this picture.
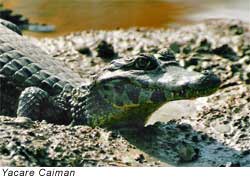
[0,22,83,95]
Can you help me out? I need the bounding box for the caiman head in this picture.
[86,53,220,127]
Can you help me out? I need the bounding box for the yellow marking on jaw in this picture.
[112,103,140,110]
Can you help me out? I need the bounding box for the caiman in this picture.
[0,19,221,127]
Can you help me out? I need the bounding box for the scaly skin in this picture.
[0,19,221,127]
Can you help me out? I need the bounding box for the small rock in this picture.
[135,154,145,163]
[76,46,92,56]
[214,124,231,134]
[96,40,116,59]
[185,57,199,67]
[196,39,212,53]
[213,44,239,61]
[242,45,250,56]
[230,63,242,74]
[182,45,192,54]
[169,42,181,53]
[229,25,244,35]
[0,145,10,156]
[157,48,176,61]
[14,117,33,124]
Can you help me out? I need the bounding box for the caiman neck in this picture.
[84,85,162,127]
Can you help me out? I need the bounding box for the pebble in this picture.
[214,124,231,134]
[135,154,145,163]
[95,40,116,59]
[14,117,33,124]
[76,46,92,56]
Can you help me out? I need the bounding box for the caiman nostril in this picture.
[202,70,212,75]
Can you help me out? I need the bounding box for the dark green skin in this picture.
[0,19,221,127]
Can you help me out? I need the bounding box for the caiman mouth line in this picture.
[130,75,220,101]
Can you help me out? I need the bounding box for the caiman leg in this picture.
[17,87,49,120]
[17,87,71,124]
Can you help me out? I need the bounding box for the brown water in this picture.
[1,0,249,38]
[1,0,190,37]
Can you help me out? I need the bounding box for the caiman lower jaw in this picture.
[170,83,221,101]
[112,103,140,110]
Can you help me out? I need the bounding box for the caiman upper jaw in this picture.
[171,70,221,100]
[137,66,221,101]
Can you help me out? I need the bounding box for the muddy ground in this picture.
[0,19,250,166]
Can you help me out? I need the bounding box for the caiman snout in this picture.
[183,70,221,99]
[155,66,221,100]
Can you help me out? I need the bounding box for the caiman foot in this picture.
[17,86,72,124]
[17,87,49,121]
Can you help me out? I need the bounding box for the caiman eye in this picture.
[134,55,158,70]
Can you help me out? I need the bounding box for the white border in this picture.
[0,167,249,187]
